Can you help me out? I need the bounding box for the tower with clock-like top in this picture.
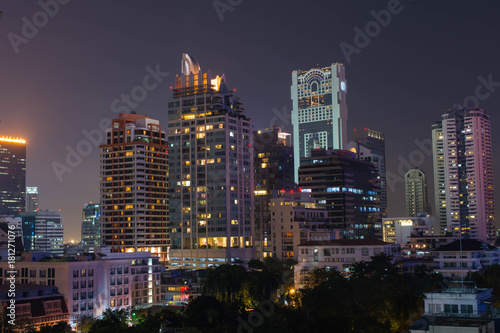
[291,63,348,183]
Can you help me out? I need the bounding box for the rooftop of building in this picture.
[298,239,392,247]
[433,239,498,252]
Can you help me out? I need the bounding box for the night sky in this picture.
[1,1,500,241]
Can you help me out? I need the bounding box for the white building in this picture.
[0,247,162,327]
[291,63,348,183]
[434,105,495,243]
[409,282,498,332]
[432,121,447,235]
[294,239,400,290]
[383,215,434,255]
[433,239,500,278]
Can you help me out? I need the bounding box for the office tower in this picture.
[254,126,294,259]
[291,63,348,183]
[99,113,169,261]
[405,168,431,217]
[351,128,387,217]
[20,210,64,256]
[347,140,386,217]
[81,203,101,253]
[167,54,254,268]
[0,136,26,215]
[432,121,447,234]
[436,105,495,242]
[299,149,382,239]
[26,187,39,212]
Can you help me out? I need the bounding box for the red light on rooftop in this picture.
[233,88,236,92]
[290,190,293,193]
[170,86,173,89]
[364,127,367,130]
[354,128,356,131]
[280,189,285,193]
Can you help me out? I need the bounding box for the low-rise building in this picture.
[0,284,70,329]
[409,282,499,332]
[294,239,400,290]
[433,239,500,278]
[0,247,162,328]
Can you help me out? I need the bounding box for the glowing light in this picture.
[0,136,26,144]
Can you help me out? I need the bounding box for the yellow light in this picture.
[0,136,26,144]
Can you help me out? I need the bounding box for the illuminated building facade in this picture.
[26,186,39,212]
[167,54,254,267]
[99,113,169,260]
[351,128,387,217]
[269,192,329,261]
[382,215,434,244]
[20,210,64,256]
[291,63,348,183]
[405,168,431,217]
[0,136,26,215]
[298,149,382,239]
[81,203,101,253]
[254,126,294,259]
[432,121,447,235]
[436,106,495,242]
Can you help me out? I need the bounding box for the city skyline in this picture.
[1,1,500,240]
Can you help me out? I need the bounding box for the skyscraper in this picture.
[0,136,26,215]
[299,149,382,239]
[435,105,495,242]
[432,121,447,234]
[99,113,169,261]
[167,54,254,268]
[20,210,64,256]
[351,128,387,217]
[404,168,431,217]
[26,187,39,212]
[291,63,348,183]
[254,126,294,259]
[81,203,100,253]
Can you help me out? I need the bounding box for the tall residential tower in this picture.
[167,54,254,268]
[99,113,169,261]
[434,105,495,242]
[291,64,348,183]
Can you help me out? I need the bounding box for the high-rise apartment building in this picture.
[0,136,26,215]
[405,168,431,217]
[434,105,495,242]
[291,63,348,183]
[81,203,101,253]
[167,54,254,268]
[26,186,39,212]
[254,126,294,259]
[99,113,169,261]
[432,121,447,234]
[299,149,382,239]
[20,210,64,256]
[351,128,387,217]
